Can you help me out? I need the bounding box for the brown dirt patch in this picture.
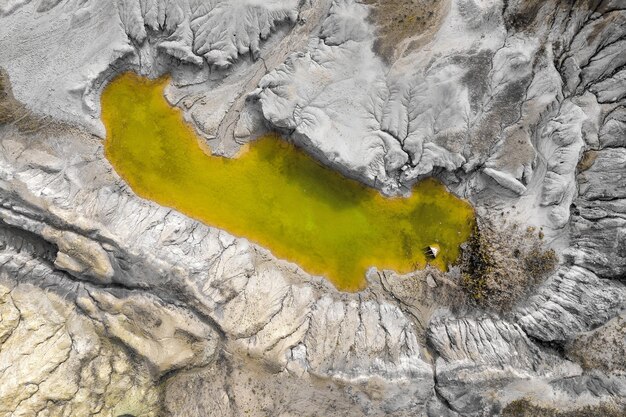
[577,150,597,172]
[363,0,448,63]
[0,68,53,133]
[503,1,545,32]
[503,399,625,417]
[567,314,626,373]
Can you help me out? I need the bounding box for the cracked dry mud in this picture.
[0,0,625,416]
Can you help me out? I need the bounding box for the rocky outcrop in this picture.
[0,229,161,417]
[567,312,626,374]
[516,266,626,342]
[429,317,582,415]
[570,149,626,278]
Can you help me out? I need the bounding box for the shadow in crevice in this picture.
[0,219,58,264]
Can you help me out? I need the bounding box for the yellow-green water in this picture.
[102,72,475,291]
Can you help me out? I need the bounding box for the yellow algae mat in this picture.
[102,72,475,291]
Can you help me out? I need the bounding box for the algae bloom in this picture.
[102,72,475,291]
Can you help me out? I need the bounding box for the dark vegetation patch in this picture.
[363,0,447,63]
[503,399,626,417]
[459,218,558,312]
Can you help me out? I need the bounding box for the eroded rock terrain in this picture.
[0,0,625,416]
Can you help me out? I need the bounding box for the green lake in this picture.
[102,72,475,291]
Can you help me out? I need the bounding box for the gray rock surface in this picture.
[1,0,625,416]
[429,317,582,415]
[516,266,626,343]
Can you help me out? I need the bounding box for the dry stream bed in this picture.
[102,73,475,291]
